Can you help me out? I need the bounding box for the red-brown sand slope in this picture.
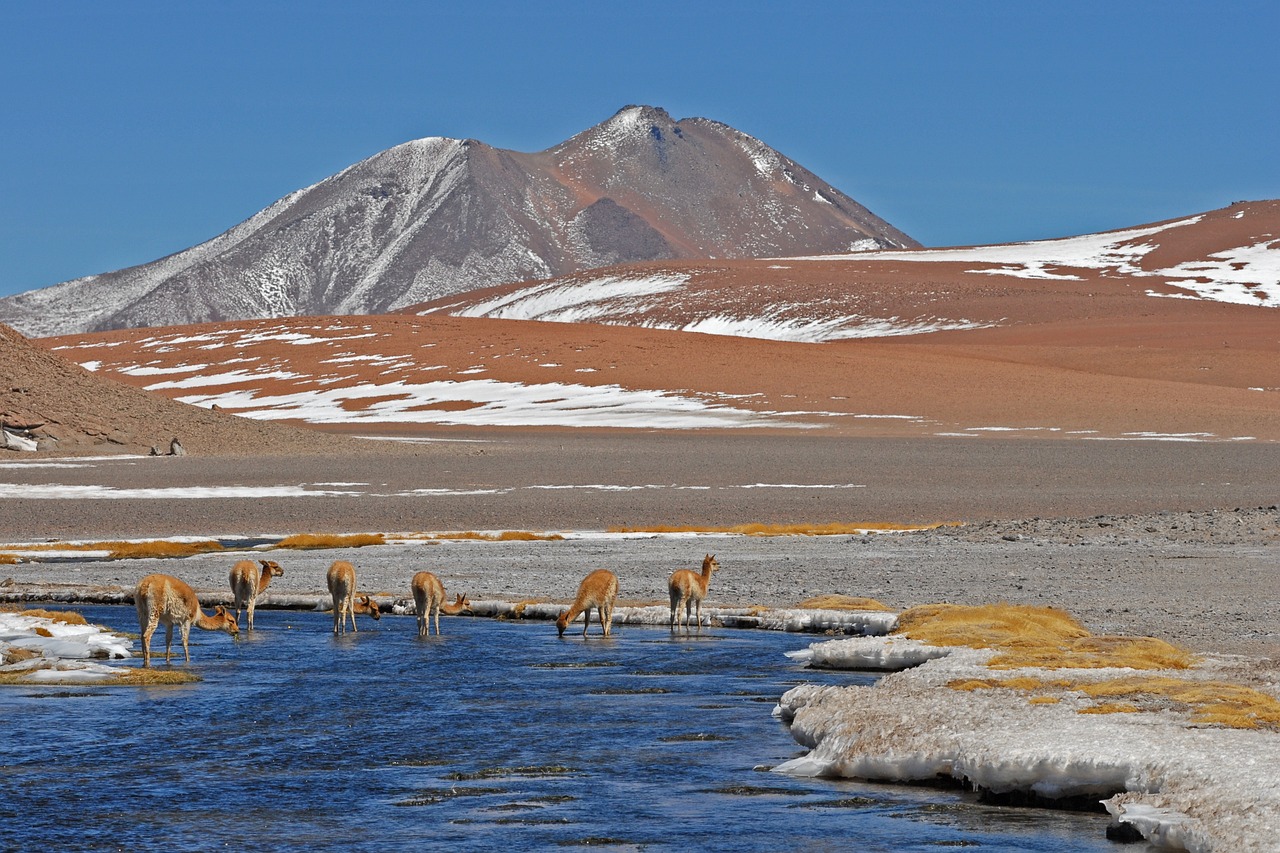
[405,200,1280,340]
[41,308,1280,442]
[0,324,357,456]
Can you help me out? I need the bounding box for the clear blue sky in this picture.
[2,1,1277,298]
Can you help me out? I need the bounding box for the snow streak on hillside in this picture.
[429,271,995,343]
[809,213,1280,307]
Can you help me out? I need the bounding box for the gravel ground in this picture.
[2,434,1277,661]
[5,507,1277,660]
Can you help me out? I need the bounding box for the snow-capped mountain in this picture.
[0,106,917,337]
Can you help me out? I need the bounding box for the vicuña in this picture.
[669,554,720,630]
[556,569,619,638]
[229,558,284,631]
[327,560,381,634]
[411,571,473,637]
[134,573,239,666]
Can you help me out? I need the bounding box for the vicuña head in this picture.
[134,573,239,666]
[557,569,619,638]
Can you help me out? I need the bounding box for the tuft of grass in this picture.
[415,531,565,542]
[949,673,1280,730]
[0,553,19,564]
[896,603,1091,650]
[900,603,1197,671]
[0,667,201,686]
[989,635,1196,671]
[108,668,203,686]
[797,594,893,612]
[607,522,954,536]
[105,540,224,559]
[1079,676,1280,730]
[17,609,88,625]
[274,533,386,550]
[6,539,224,560]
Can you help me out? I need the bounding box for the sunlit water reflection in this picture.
[1,607,1131,851]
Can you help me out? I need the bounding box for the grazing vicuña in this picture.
[556,569,619,638]
[134,573,239,666]
[327,560,381,634]
[411,571,473,637]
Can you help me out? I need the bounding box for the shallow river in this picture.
[1,606,1130,851]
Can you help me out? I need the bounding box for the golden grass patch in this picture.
[416,531,565,542]
[895,603,1196,671]
[946,672,1280,730]
[797,594,893,612]
[1081,702,1142,715]
[897,603,1090,649]
[1079,676,1280,730]
[0,667,201,686]
[16,609,88,625]
[5,540,225,560]
[0,553,19,564]
[274,533,386,550]
[606,522,954,536]
[990,635,1196,671]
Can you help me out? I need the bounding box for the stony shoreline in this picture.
[4,506,1277,661]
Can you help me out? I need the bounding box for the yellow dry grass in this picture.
[0,667,201,686]
[895,603,1196,670]
[5,540,224,560]
[274,533,386,550]
[15,609,88,625]
[606,522,954,536]
[1080,676,1280,730]
[990,635,1196,671]
[797,594,893,612]
[948,673,1280,730]
[0,553,19,564]
[416,531,565,542]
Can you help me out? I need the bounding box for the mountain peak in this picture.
[0,108,918,336]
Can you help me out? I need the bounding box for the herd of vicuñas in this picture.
[133,553,722,665]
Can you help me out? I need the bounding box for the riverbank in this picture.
[2,507,1277,659]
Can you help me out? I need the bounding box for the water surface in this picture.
[1,607,1130,851]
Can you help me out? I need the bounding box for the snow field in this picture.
[775,632,1280,851]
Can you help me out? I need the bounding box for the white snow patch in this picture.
[144,369,303,390]
[173,378,808,430]
[0,612,134,684]
[798,215,1280,308]
[0,484,363,500]
[774,636,1280,851]
[447,273,690,323]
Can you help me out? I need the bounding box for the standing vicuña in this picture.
[229,559,284,630]
[327,560,382,635]
[411,571,473,637]
[134,573,239,666]
[556,569,619,638]
[669,554,720,630]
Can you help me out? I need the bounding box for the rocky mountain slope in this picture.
[0,106,917,337]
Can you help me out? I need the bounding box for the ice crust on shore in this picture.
[0,611,133,683]
[774,636,1280,852]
